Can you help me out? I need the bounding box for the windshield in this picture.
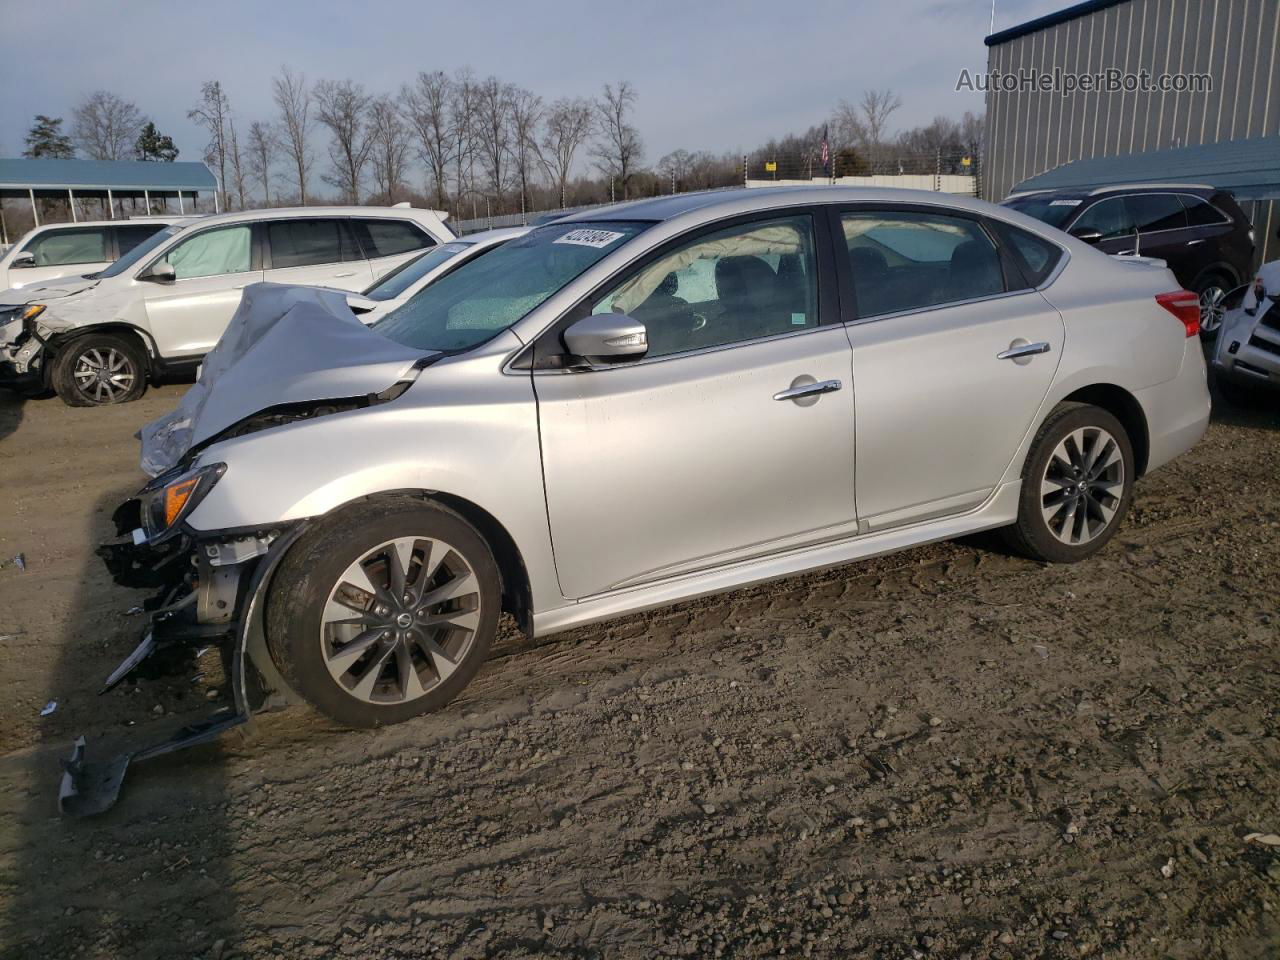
[363,241,473,301]
[374,221,649,352]
[98,223,186,279]
[1002,195,1084,229]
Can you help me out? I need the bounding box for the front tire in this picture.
[266,497,500,728]
[51,334,147,406]
[1194,273,1230,339]
[1003,403,1135,563]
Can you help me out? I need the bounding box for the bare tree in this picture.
[448,70,478,215]
[591,81,643,199]
[656,148,695,191]
[188,80,233,210]
[314,78,374,204]
[246,121,279,205]
[846,88,902,173]
[368,95,410,204]
[273,66,313,204]
[401,70,454,209]
[227,117,248,210]
[537,97,593,208]
[73,90,143,161]
[473,76,514,206]
[508,87,542,216]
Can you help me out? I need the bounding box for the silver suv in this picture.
[100,187,1210,733]
[0,205,453,405]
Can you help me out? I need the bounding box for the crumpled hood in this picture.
[139,283,433,477]
[0,275,100,306]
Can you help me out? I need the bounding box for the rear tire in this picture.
[51,333,147,406]
[1003,403,1135,563]
[266,497,501,728]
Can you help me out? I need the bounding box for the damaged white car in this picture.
[67,187,1210,815]
[1210,247,1280,403]
[0,205,452,405]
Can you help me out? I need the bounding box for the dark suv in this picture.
[1003,184,1255,337]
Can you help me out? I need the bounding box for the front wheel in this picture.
[51,334,147,406]
[266,498,500,727]
[1194,274,1230,338]
[1003,403,1135,563]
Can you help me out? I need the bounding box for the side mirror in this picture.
[11,252,35,268]
[563,312,648,363]
[1069,227,1103,244]
[142,260,176,283]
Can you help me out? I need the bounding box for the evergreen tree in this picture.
[23,115,75,158]
[135,121,179,161]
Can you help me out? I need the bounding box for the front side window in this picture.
[841,210,1004,318]
[165,225,252,280]
[1071,197,1134,239]
[590,215,819,358]
[358,219,434,258]
[375,221,648,352]
[268,219,360,269]
[23,228,108,266]
[364,241,473,301]
[1127,194,1186,234]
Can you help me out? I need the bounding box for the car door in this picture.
[835,206,1065,532]
[533,210,859,599]
[140,223,263,359]
[1068,196,1137,256]
[264,218,373,290]
[1124,193,1194,280]
[8,226,112,288]
[353,218,438,283]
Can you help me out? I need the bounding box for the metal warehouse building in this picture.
[982,0,1280,263]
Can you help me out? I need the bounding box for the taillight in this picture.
[1155,290,1200,338]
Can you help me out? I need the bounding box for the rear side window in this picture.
[115,224,166,257]
[268,219,361,268]
[991,221,1064,288]
[356,219,435,258]
[22,227,108,266]
[1127,194,1187,234]
[1181,196,1229,227]
[841,210,1005,318]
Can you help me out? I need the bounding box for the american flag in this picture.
[820,126,830,175]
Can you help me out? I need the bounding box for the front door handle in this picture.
[997,341,1051,361]
[333,271,358,278]
[773,378,842,402]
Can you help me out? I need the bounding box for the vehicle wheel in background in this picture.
[51,334,148,406]
[1194,273,1230,338]
[1003,402,1135,563]
[266,497,501,728]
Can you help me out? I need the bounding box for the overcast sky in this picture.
[2,0,1064,172]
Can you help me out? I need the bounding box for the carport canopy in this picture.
[1009,135,1280,201]
[0,158,219,231]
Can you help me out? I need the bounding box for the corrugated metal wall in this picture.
[984,0,1280,266]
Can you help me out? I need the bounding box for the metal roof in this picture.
[1009,136,1280,202]
[0,158,217,192]
[985,0,1130,46]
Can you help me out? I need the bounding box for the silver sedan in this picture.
[107,186,1211,730]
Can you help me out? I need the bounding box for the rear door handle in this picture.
[773,379,842,401]
[333,271,358,278]
[998,341,1051,361]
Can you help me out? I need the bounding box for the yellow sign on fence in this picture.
[764,161,777,172]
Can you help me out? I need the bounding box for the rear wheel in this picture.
[266,498,500,728]
[1003,403,1135,563]
[51,334,147,406]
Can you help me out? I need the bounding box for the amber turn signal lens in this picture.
[163,475,202,528]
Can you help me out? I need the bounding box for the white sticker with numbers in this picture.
[553,228,626,248]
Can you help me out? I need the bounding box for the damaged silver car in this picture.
[68,187,1211,814]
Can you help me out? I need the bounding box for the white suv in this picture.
[0,206,453,405]
[0,218,186,291]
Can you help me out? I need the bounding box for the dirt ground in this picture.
[0,379,1276,960]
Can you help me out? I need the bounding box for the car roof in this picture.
[25,217,189,231]
[1008,183,1215,200]
[173,205,451,229]
[456,226,530,245]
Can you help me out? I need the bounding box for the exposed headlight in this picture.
[19,304,46,326]
[140,463,226,541]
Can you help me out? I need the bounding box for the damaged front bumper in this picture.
[60,505,307,816]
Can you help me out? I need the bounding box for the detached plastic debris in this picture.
[1244,832,1280,847]
[125,606,144,616]
[14,554,24,572]
[40,700,58,717]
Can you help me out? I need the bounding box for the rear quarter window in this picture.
[991,221,1064,288]
[357,219,435,258]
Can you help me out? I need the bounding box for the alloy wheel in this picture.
[72,346,137,403]
[319,536,483,705]
[1040,426,1125,545]
[1198,285,1226,334]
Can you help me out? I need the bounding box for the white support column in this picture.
[178,191,185,215]
[213,187,221,214]
[108,189,115,219]
[144,189,150,215]
[69,189,78,222]
[29,188,39,227]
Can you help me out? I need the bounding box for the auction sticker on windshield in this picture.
[554,229,626,248]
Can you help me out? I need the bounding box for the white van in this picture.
[0,205,453,405]
[0,219,185,291]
